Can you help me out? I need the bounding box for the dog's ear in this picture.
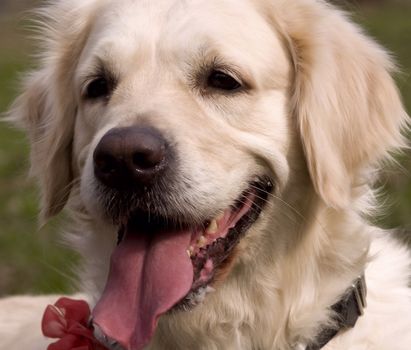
[7,68,76,221]
[6,2,95,221]
[284,3,409,207]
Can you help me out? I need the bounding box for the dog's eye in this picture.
[85,77,110,99]
[207,71,241,91]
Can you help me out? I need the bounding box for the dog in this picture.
[1,0,411,349]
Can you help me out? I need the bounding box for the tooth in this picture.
[216,212,224,221]
[206,286,216,294]
[206,219,218,234]
[198,235,207,247]
[187,246,194,257]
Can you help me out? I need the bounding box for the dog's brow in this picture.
[79,57,118,88]
[191,53,253,90]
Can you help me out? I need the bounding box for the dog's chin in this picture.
[91,176,273,350]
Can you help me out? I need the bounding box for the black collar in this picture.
[305,275,367,350]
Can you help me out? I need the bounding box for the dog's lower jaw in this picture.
[145,266,283,350]
[138,200,371,350]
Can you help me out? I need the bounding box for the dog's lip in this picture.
[118,176,273,244]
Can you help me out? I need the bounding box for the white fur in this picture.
[2,0,411,349]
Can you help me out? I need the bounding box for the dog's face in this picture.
[9,0,408,349]
[77,0,292,226]
[74,2,293,346]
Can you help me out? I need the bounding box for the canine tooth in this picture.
[216,212,224,221]
[187,246,194,257]
[206,219,218,234]
[198,235,207,247]
[206,286,216,294]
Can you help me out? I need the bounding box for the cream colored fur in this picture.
[2,0,411,349]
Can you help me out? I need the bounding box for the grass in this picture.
[0,14,78,296]
[0,3,410,296]
[352,3,411,228]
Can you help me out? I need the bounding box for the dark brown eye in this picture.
[86,77,110,99]
[207,71,241,91]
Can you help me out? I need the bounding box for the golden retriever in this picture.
[1,0,411,349]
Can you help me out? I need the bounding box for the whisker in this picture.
[247,184,306,221]
[247,184,330,237]
[42,177,81,215]
[235,197,266,216]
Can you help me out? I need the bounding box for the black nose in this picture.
[93,126,169,189]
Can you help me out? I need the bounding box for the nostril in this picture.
[96,154,120,175]
[132,147,165,171]
[133,151,154,170]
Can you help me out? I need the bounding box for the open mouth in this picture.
[181,177,273,307]
[92,176,273,350]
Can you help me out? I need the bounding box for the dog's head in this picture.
[8,0,408,349]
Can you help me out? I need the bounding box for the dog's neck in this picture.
[303,275,367,350]
[268,194,370,348]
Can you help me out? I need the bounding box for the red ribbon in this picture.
[42,298,108,350]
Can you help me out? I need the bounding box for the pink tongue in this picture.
[92,228,194,350]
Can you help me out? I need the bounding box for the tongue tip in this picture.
[92,315,153,350]
[93,321,133,350]
[93,303,174,350]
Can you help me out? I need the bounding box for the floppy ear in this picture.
[6,1,95,221]
[8,68,76,221]
[284,3,409,207]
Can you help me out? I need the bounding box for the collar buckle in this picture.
[352,275,367,315]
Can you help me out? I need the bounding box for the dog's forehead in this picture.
[81,0,289,82]
[96,0,264,36]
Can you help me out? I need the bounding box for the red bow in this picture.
[42,298,108,350]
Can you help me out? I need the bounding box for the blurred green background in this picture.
[0,0,410,296]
